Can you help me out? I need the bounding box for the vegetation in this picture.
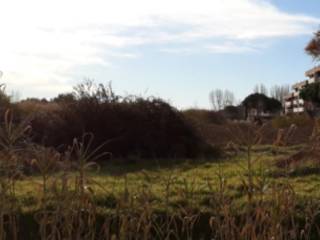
[221,105,244,120]
[0,109,320,239]
[0,29,318,239]
[242,93,282,119]
[13,81,214,161]
[0,81,316,239]
[209,89,235,111]
[208,85,289,121]
[299,82,320,116]
[183,109,227,125]
[0,86,317,239]
[269,84,290,105]
[298,30,320,116]
[300,82,320,104]
[305,30,320,61]
[272,114,313,129]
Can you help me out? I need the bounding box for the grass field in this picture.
[15,144,320,213]
[3,142,320,239]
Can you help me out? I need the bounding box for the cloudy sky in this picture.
[1,0,320,108]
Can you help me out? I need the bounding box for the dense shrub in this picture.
[18,82,216,160]
[242,93,282,119]
[299,82,320,104]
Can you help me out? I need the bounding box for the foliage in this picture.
[1,117,320,239]
[209,89,235,111]
[24,81,212,160]
[305,30,320,61]
[270,84,290,105]
[300,82,320,105]
[272,114,313,129]
[253,83,268,95]
[242,93,282,113]
[72,79,120,103]
[221,105,244,120]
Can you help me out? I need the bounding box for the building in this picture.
[285,65,320,114]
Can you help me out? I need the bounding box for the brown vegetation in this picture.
[0,81,319,239]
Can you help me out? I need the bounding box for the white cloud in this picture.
[206,42,259,54]
[160,48,196,55]
[0,0,319,96]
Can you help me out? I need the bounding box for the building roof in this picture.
[305,65,320,77]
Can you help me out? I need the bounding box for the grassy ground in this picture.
[15,144,320,213]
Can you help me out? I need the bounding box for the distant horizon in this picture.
[1,0,320,109]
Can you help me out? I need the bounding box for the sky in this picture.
[1,0,320,109]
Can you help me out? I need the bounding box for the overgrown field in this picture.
[4,141,320,239]
[1,82,320,239]
[17,144,319,212]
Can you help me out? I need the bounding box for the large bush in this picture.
[242,93,282,115]
[22,82,216,160]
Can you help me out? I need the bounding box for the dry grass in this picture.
[1,110,320,239]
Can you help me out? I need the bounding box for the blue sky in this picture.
[1,0,320,109]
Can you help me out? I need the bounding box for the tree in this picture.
[215,89,224,110]
[209,89,222,110]
[223,90,235,107]
[253,83,268,96]
[300,82,320,103]
[305,30,320,61]
[270,84,290,105]
[209,89,235,111]
[242,93,282,119]
[209,91,217,110]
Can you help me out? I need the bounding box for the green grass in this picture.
[14,144,320,213]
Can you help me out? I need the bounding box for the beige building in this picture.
[285,66,320,114]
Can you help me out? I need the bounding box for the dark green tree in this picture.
[243,93,281,111]
[242,93,282,119]
[300,82,320,104]
[299,82,320,116]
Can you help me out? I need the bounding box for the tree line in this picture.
[209,84,290,111]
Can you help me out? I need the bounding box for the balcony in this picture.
[285,102,292,107]
[293,99,304,106]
